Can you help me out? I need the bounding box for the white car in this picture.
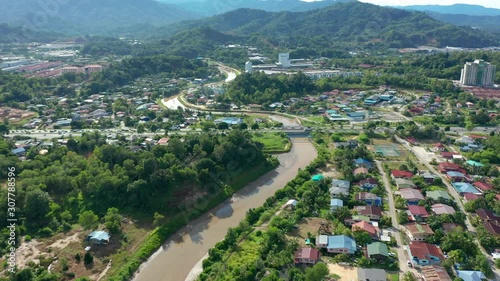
[492,253,500,260]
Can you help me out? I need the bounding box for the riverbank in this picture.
[131,139,317,281]
[104,160,277,281]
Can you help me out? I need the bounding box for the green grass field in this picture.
[252,132,291,153]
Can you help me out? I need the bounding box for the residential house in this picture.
[355,192,382,206]
[440,151,461,159]
[316,235,329,248]
[352,221,379,239]
[476,209,500,223]
[357,268,386,281]
[467,160,484,168]
[446,171,469,182]
[405,223,434,241]
[86,231,110,245]
[354,158,373,169]
[285,199,298,209]
[294,247,320,265]
[157,137,170,146]
[419,171,438,184]
[391,170,414,179]
[408,241,444,266]
[421,265,452,281]
[333,140,358,149]
[395,178,417,189]
[330,199,344,211]
[354,206,382,221]
[366,242,389,261]
[400,188,425,204]
[438,162,466,174]
[452,182,481,195]
[345,215,371,226]
[432,143,446,152]
[484,222,500,237]
[408,205,429,221]
[353,167,369,176]
[327,235,357,254]
[330,179,350,197]
[11,147,26,156]
[473,182,493,193]
[359,178,378,190]
[456,270,487,281]
[426,190,452,201]
[431,204,455,215]
[463,192,482,202]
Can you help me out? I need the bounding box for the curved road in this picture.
[132,139,317,281]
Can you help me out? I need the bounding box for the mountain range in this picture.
[0,0,197,36]
[398,4,500,16]
[154,2,500,49]
[158,0,354,16]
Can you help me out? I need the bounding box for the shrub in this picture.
[24,235,32,242]
[84,252,93,265]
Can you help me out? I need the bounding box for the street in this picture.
[395,136,500,279]
[376,161,420,279]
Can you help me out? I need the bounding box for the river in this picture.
[132,138,317,281]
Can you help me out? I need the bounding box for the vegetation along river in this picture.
[133,138,317,281]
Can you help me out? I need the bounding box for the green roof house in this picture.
[312,174,325,181]
[367,242,389,261]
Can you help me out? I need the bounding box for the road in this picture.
[376,161,419,279]
[395,136,500,279]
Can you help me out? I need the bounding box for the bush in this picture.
[24,235,32,242]
[38,227,53,237]
[75,253,81,262]
[84,252,93,265]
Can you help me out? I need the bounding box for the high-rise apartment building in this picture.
[460,59,496,87]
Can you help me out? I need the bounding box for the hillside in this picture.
[160,2,500,49]
[158,0,353,16]
[428,13,500,33]
[0,23,61,43]
[399,4,500,16]
[0,0,197,35]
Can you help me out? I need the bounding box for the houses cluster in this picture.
[407,94,443,115]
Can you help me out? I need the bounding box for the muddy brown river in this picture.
[132,139,317,281]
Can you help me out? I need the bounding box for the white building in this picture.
[460,59,496,86]
[245,61,253,73]
[278,53,290,68]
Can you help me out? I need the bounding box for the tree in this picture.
[104,207,122,234]
[137,124,145,134]
[402,272,417,281]
[84,252,93,265]
[251,123,259,130]
[238,122,248,130]
[217,122,229,130]
[15,268,34,281]
[153,212,164,226]
[305,263,329,281]
[78,210,99,230]
[150,124,158,132]
[24,190,51,221]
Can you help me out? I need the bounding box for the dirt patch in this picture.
[327,263,358,281]
[288,217,332,246]
[48,232,81,250]
[16,238,42,268]
[318,164,341,178]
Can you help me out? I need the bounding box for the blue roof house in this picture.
[354,158,373,169]
[330,199,343,211]
[86,231,110,245]
[452,182,481,195]
[456,270,486,281]
[327,235,357,254]
[11,147,26,156]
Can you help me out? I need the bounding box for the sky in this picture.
[358,0,500,9]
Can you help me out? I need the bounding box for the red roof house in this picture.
[476,209,499,223]
[294,248,320,264]
[473,182,493,193]
[408,242,445,266]
[463,193,482,202]
[484,222,500,236]
[437,162,466,174]
[352,221,379,238]
[391,170,414,179]
[433,143,446,152]
[408,205,429,221]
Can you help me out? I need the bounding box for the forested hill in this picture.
[158,0,353,17]
[162,1,500,48]
[0,23,61,43]
[0,0,198,35]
